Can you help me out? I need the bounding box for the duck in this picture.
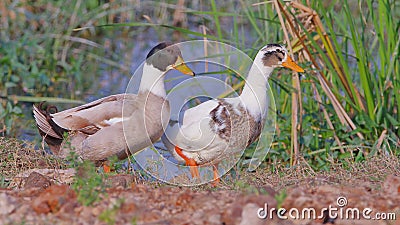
[33,42,195,168]
[162,44,304,184]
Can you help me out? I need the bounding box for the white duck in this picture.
[33,42,194,169]
[162,44,304,184]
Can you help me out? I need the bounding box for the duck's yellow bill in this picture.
[282,56,304,73]
[173,56,195,76]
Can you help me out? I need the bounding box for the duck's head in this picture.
[256,44,304,74]
[146,42,195,76]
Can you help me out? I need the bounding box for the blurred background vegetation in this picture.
[0,0,399,170]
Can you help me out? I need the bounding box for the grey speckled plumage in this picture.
[209,99,263,149]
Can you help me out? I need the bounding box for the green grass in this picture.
[0,0,133,135]
[1,0,399,170]
[239,0,400,168]
[71,160,105,206]
[98,199,123,225]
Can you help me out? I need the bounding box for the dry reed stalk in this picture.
[275,1,365,155]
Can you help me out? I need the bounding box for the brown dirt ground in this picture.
[1,137,399,225]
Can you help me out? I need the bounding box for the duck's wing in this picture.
[181,100,219,126]
[52,94,138,132]
[171,100,221,151]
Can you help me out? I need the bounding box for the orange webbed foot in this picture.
[103,161,111,173]
[212,164,220,187]
[187,158,200,178]
[175,146,199,179]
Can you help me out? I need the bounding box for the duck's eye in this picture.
[276,54,283,62]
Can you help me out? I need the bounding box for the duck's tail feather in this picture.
[33,102,67,154]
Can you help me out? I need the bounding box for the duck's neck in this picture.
[239,63,274,117]
[138,64,167,98]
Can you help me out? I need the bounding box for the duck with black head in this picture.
[33,42,195,170]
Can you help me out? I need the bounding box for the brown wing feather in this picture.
[33,103,68,154]
[51,94,137,130]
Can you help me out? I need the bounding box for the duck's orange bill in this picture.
[282,55,304,73]
[173,56,195,76]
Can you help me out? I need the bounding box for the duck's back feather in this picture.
[51,94,137,130]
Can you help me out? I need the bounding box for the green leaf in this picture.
[5,82,16,88]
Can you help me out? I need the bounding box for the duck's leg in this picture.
[103,160,111,173]
[174,146,199,178]
[212,163,220,187]
[188,159,200,178]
